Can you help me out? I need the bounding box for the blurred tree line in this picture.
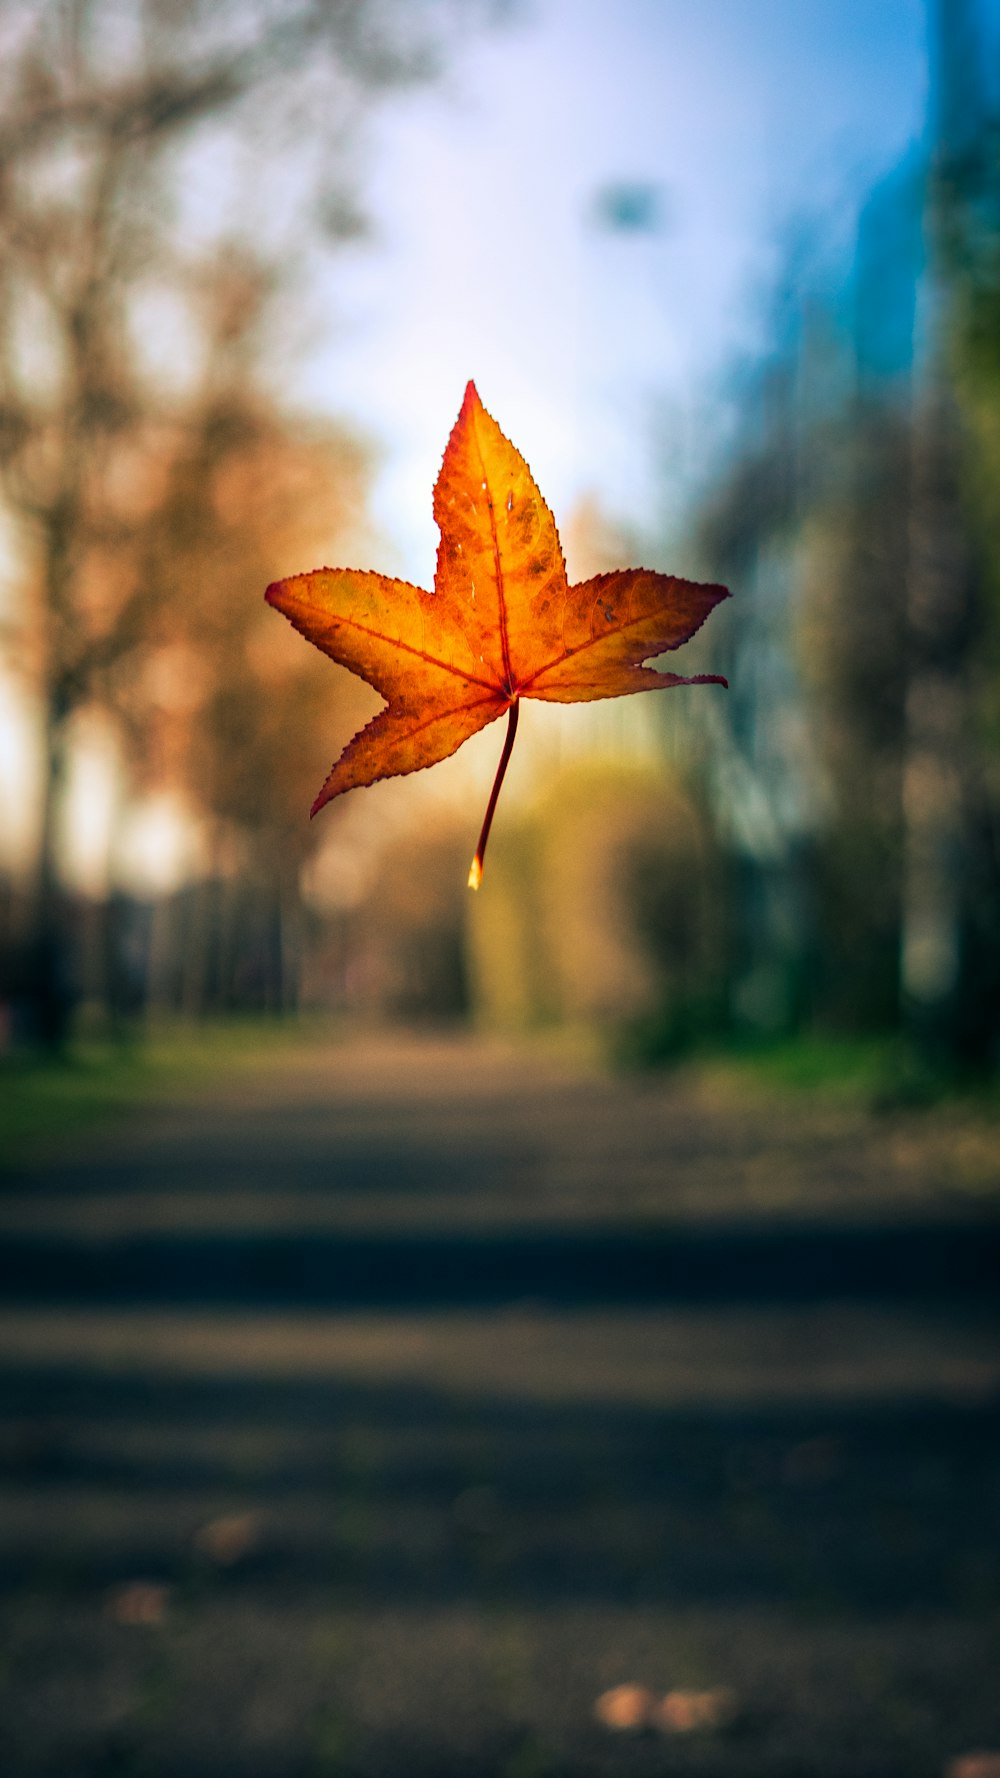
[439,0,999,1079]
[0,0,488,1047]
[669,0,1000,1074]
[2,0,996,1078]
[440,0,998,1076]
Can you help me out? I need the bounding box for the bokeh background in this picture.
[1,0,998,1065]
[1,2,999,1775]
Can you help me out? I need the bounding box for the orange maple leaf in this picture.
[266,382,729,887]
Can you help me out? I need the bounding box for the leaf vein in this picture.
[518,597,689,692]
[385,691,501,742]
[292,604,497,692]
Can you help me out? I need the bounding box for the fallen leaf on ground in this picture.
[594,1684,654,1732]
[193,1511,261,1565]
[267,382,729,885]
[105,1581,170,1626]
[654,1687,739,1734]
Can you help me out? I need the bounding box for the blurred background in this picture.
[1,2,999,1775]
[0,0,997,1069]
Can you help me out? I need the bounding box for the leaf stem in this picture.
[468,699,519,890]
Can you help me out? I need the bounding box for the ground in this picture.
[0,1030,997,1777]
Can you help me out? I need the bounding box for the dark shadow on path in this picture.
[1,1360,998,1617]
[0,1218,997,1306]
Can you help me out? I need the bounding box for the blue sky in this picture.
[299,0,930,582]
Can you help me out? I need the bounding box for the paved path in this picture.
[1,1033,998,1778]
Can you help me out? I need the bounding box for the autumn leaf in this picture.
[266,382,729,887]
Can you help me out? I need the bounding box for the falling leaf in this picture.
[593,1684,654,1732]
[267,383,729,886]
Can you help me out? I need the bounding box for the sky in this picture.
[301,0,930,584]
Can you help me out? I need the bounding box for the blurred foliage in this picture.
[343,819,474,1022]
[650,0,1000,1079]
[0,0,490,1045]
[1,0,998,1085]
[468,761,727,1039]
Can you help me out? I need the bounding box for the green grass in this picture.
[712,1034,1000,1108]
[617,1022,1000,1110]
[0,1017,327,1165]
[706,1035,897,1097]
